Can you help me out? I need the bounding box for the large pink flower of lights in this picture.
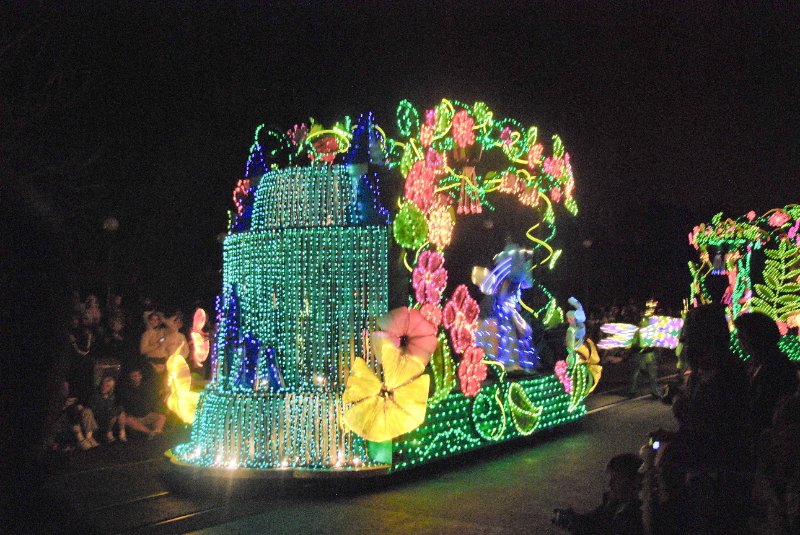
[769,210,790,227]
[371,307,438,366]
[404,161,436,212]
[420,303,442,327]
[412,250,448,304]
[452,109,475,148]
[458,346,487,397]
[443,285,480,354]
[543,156,564,178]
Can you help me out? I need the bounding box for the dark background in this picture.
[2,0,798,509]
[3,1,799,310]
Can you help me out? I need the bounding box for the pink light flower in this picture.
[426,149,445,174]
[554,360,572,394]
[543,157,563,178]
[688,226,700,248]
[769,210,790,227]
[500,127,513,146]
[412,250,448,304]
[450,325,476,354]
[746,210,757,221]
[528,143,544,170]
[458,346,487,397]
[452,109,475,148]
[443,285,480,354]
[420,303,442,327]
[425,108,437,127]
[371,307,438,366]
[404,161,436,212]
[788,219,799,240]
[443,285,479,329]
[777,321,789,336]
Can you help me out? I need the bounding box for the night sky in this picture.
[3,1,799,310]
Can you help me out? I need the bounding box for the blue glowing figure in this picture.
[474,244,539,372]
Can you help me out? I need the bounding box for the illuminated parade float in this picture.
[688,205,800,360]
[169,99,602,478]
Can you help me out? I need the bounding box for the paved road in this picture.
[193,398,674,535]
[31,393,675,534]
[25,353,681,533]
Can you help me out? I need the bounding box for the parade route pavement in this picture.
[25,354,680,533]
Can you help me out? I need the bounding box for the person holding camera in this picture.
[639,434,694,535]
[553,453,644,535]
[649,305,751,533]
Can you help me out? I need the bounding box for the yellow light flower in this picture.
[167,346,199,424]
[342,342,430,443]
[577,339,602,394]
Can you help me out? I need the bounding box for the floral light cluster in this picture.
[389,98,578,252]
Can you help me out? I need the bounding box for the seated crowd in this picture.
[43,295,800,531]
[45,293,200,451]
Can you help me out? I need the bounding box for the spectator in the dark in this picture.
[66,312,81,334]
[84,294,103,330]
[44,381,99,451]
[102,314,137,376]
[140,311,167,373]
[657,304,751,533]
[755,390,800,533]
[553,453,644,535]
[136,295,157,335]
[673,305,750,466]
[734,312,799,449]
[118,367,166,439]
[70,290,84,317]
[640,438,693,535]
[66,313,99,406]
[90,375,126,443]
[104,294,126,328]
[622,300,640,324]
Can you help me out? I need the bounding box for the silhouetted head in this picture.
[681,304,732,371]
[606,453,642,501]
[734,312,782,365]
